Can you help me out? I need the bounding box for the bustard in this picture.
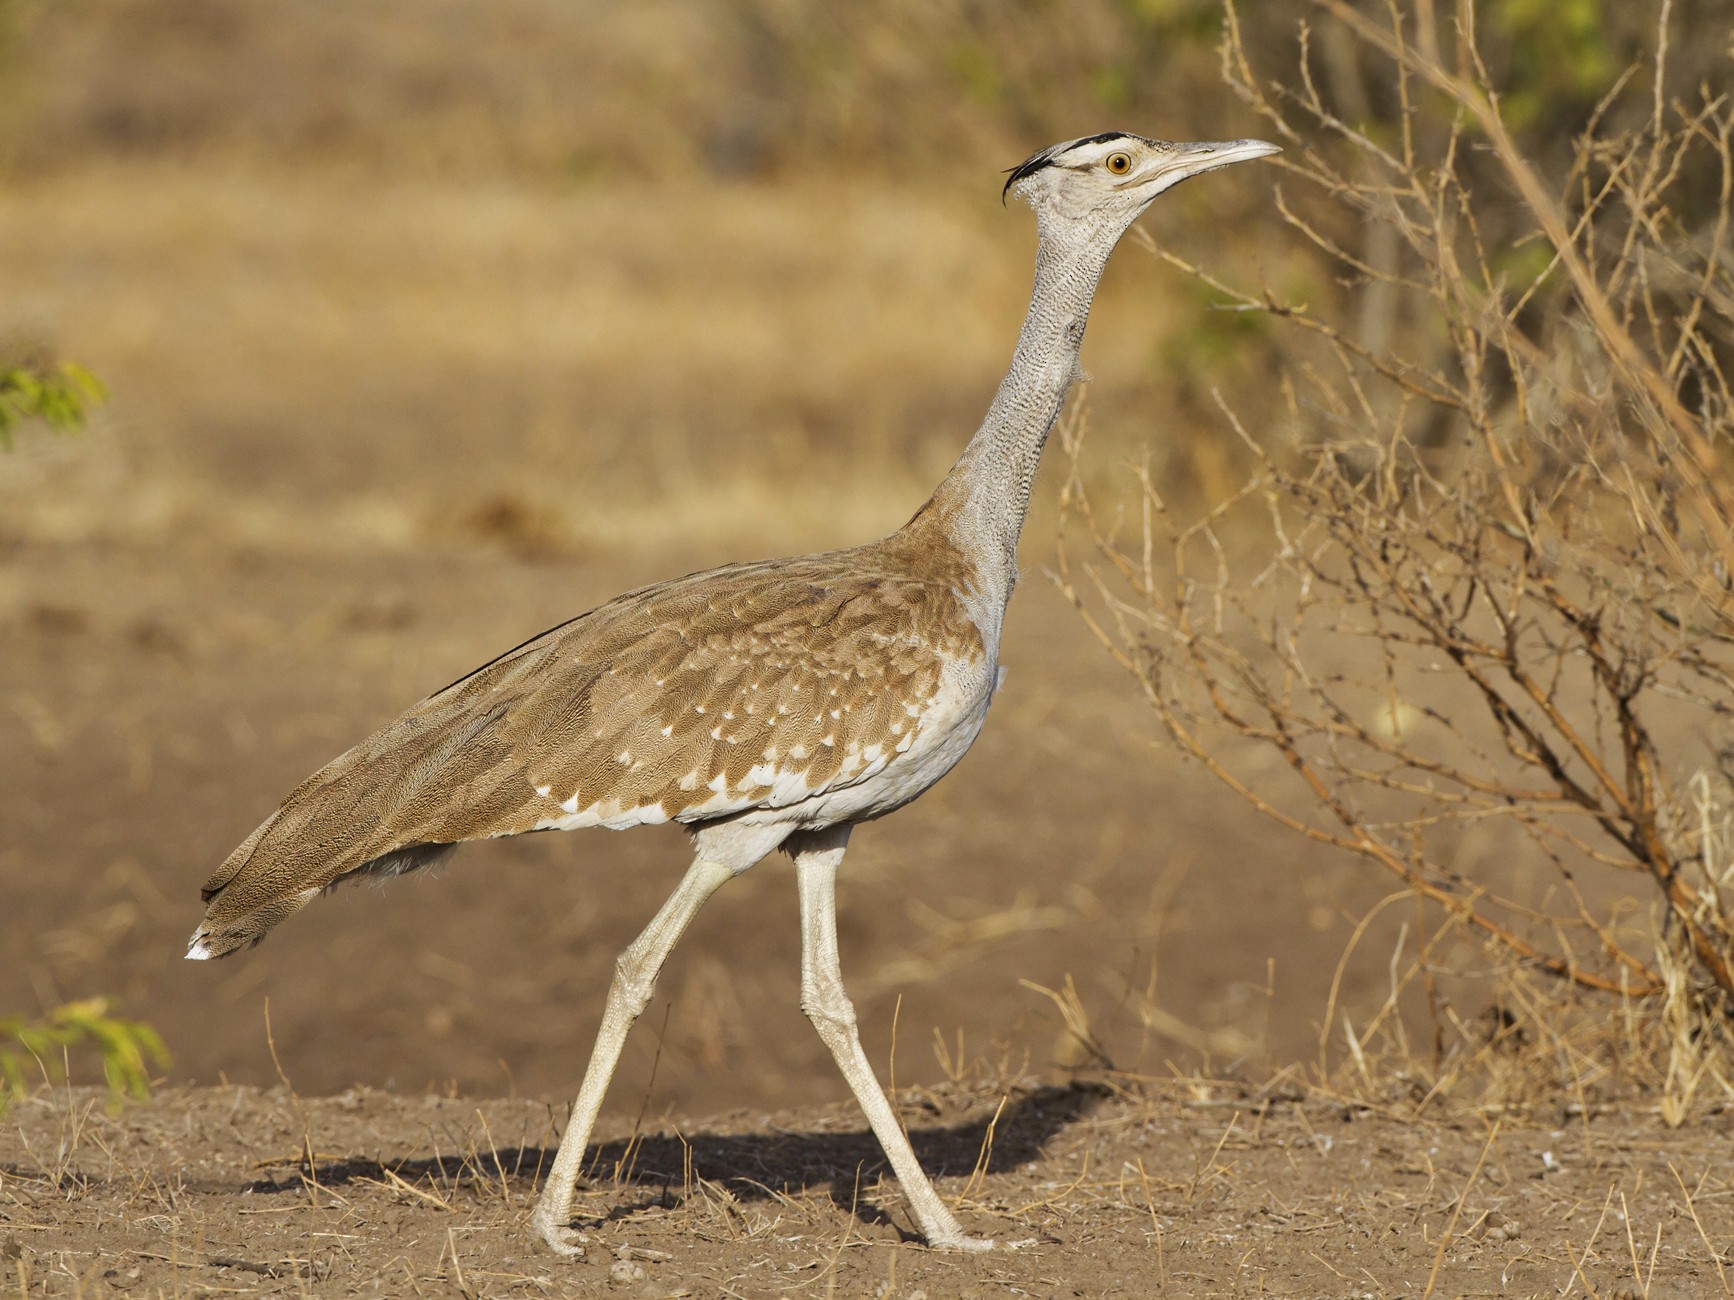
[187,132,1278,1254]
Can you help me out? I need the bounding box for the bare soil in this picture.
[5,1081,1732,1297]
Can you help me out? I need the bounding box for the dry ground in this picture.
[4,1082,1732,1298]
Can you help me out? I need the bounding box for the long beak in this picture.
[1129,138,1281,190]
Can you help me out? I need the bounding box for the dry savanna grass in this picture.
[0,159,1258,558]
[1,166,1019,556]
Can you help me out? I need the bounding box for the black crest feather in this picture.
[1002,132,1134,201]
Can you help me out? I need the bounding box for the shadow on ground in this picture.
[240,1081,1108,1233]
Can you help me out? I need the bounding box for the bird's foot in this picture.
[927,1229,1043,1252]
[927,1232,999,1253]
[530,1211,587,1258]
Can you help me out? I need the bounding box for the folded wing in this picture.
[190,548,982,956]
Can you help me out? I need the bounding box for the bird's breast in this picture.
[782,649,997,827]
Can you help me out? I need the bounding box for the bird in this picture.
[186,131,1279,1254]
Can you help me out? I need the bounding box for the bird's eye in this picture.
[1106,152,1132,175]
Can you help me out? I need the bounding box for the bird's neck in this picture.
[904,229,1114,615]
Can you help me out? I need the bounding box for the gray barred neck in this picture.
[910,229,1118,610]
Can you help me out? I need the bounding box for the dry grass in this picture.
[5,0,1246,181]
[0,162,1216,565]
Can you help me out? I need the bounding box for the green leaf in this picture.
[0,362,108,450]
[0,998,169,1113]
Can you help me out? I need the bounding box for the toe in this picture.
[531,1215,587,1258]
[930,1232,997,1253]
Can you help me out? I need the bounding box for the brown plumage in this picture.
[193,511,983,956]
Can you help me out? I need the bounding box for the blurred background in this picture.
[0,0,1702,1116]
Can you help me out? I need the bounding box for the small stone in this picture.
[609,1259,647,1285]
[1470,1210,1520,1243]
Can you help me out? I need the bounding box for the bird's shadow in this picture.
[248,1080,1108,1238]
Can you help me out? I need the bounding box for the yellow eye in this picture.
[1106,152,1132,175]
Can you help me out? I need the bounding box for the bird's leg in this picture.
[793,831,994,1252]
[531,856,734,1256]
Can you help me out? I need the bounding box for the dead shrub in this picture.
[1058,0,1734,1116]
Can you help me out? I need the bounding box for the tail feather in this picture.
[185,570,711,959]
[188,689,539,959]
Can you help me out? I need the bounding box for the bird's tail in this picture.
[186,833,458,959]
[186,692,533,959]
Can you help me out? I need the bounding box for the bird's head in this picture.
[1004,132,1279,241]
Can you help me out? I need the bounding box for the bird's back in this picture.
[190,520,993,958]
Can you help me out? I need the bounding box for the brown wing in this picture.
[191,545,984,956]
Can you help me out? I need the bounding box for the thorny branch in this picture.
[1059,1,1734,1013]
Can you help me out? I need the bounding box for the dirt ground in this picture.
[5,1081,1732,1298]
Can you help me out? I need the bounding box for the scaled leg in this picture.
[531,856,734,1254]
[792,828,993,1251]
